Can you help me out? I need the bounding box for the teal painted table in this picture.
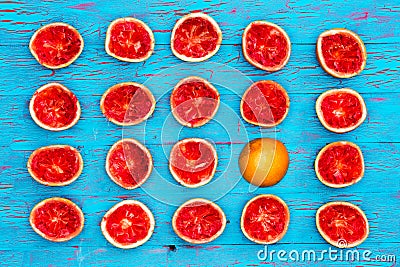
[0,1,399,266]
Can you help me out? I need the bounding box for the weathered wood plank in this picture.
[2,142,400,197]
[0,192,399,249]
[0,44,399,96]
[0,0,399,45]
[1,93,399,146]
[0,0,399,266]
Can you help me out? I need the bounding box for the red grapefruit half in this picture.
[100,82,156,126]
[101,200,155,249]
[105,17,155,62]
[315,141,364,188]
[316,88,367,133]
[170,76,220,127]
[27,145,83,186]
[30,197,84,242]
[240,80,290,127]
[316,201,369,248]
[29,83,81,131]
[242,21,291,72]
[317,29,367,78]
[106,139,153,189]
[172,198,226,244]
[29,23,84,69]
[169,138,217,188]
[171,12,222,62]
[241,194,290,244]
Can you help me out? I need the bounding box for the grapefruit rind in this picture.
[29,22,84,69]
[169,138,218,188]
[315,141,365,188]
[170,12,222,62]
[240,194,290,244]
[105,17,155,63]
[316,88,367,133]
[172,198,226,244]
[100,82,156,126]
[27,145,84,186]
[238,138,290,187]
[29,197,84,242]
[100,199,155,249]
[316,201,369,248]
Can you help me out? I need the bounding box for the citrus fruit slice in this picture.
[240,80,290,127]
[316,201,369,248]
[170,76,220,127]
[169,138,217,188]
[29,83,81,131]
[171,12,222,62]
[101,200,155,249]
[239,138,289,187]
[105,138,153,189]
[317,28,367,78]
[241,194,290,244]
[315,141,364,188]
[242,21,291,72]
[29,23,84,69]
[105,17,155,62]
[30,197,84,242]
[100,82,156,126]
[27,145,83,186]
[172,198,226,244]
[316,88,367,133]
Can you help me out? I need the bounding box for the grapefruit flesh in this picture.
[106,139,152,189]
[30,197,84,242]
[169,138,217,187]
[29,83,80,131]
[29,23,83,69]
[101,82,155,126]
[316,202,369,248]
[172,199,226,244]
[171,13,222,62]
[241,195,290,244]
[101,200,155,249]
[316,88,367,133]
[317,29,366,78]
[316,141,364,188]
[171,76,219,127]
[243,21,291,71]
[241,80,290,127]
[28,145,83,186]
[106,18,154,62]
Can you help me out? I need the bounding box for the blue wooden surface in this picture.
[0,0,399,266]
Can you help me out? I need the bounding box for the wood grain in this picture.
[0,0,399,266]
